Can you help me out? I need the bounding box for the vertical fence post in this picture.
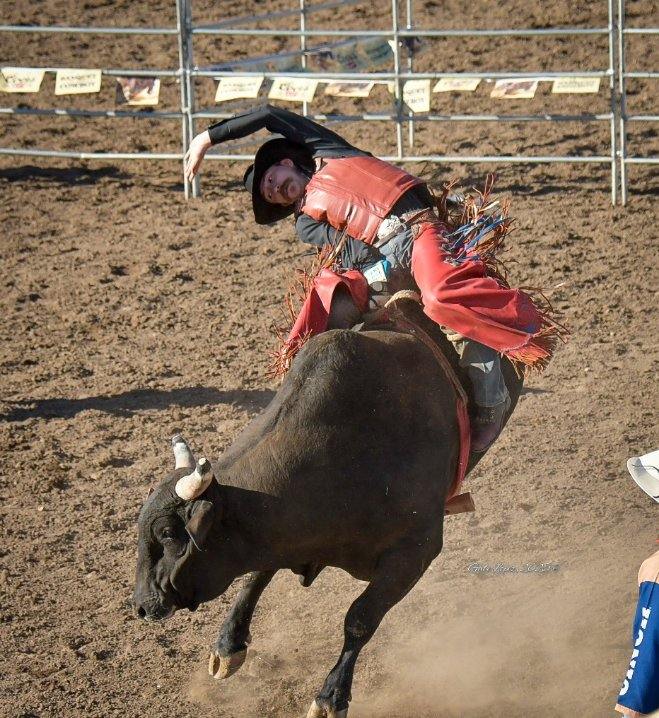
[608,0,618,205]
[405,0,415,149]
[183,0,200,198]
[617,0,628,204]
[175,0,190,199]
[391,0,404,159]
[300,0,309,118]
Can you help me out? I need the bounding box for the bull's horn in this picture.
[175,457,213,500]
[172,434,196,469]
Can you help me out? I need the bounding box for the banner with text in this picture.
[0,67,44,93]
[55,69,102,95]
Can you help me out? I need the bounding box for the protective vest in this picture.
[299,156,424,245]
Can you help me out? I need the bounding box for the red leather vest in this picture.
[299,156,424,245]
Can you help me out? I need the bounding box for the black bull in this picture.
[134,308,523,718]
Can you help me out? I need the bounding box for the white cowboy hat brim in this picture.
[627,449,659,503]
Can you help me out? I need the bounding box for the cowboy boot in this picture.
[471,395,512,452]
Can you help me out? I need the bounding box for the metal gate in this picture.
[0,0,654,204]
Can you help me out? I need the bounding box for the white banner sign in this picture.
[115,77,160,106]
[433,77,481,93]
[403,79,431,113]
[0,67,44,93]
[215,76,264,102]
[490,79,538,99]
[552,77,601,94]
[55,68,102,95]
[269,77,318,103]
[324,81,374,98]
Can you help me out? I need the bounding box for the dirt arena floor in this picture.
[1,1,658,717]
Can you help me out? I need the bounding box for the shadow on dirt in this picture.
[0,386,275,422]
[0,165,130,185]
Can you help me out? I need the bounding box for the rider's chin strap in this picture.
[384,292,475,516]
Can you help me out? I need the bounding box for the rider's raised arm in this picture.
[206,104,364,158]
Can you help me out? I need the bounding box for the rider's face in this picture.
[259,159,308,206]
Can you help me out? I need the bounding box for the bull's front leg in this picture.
[209,570,276,680]
[306,537,441,718]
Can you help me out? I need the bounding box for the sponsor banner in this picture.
[115,77,160,106]
[490,79,539,99]
[269,77,318,103]
[54,68,102,95]
[0,67,45,93]
[433,77,481,93]
[324,81,374,98]
[552,77,601,94]
[215,75,264,102]
[403,79,431,112]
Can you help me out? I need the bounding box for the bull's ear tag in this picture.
[185,500,214,551]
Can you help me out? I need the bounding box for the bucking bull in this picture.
[133,298,523,717]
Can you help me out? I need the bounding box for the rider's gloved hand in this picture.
[184,131,212,182]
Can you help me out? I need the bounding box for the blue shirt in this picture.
[617,551,659,715]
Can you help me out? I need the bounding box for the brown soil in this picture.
[1,2,657,717]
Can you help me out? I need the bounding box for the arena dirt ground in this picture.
[1,1,657,717]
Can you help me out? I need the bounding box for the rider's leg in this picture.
[445,330,511,452]
[410,220,545,361]
[408,220,520,452]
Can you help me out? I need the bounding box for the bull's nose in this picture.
[136,605,147,619]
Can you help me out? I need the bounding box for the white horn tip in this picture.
[174,457,214,501]
[172,434,196,470]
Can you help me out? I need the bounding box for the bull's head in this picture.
[133,435,224,621]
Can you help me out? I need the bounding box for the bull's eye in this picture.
[160,527,176,542]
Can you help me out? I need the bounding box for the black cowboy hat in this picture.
[242,136,314,225]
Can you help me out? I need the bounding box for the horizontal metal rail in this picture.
[0,147,614,165]
[2,66,181,77]
[0,107,183,119]
[0,24,178,35]
[192,69,612,79]
[194,110,614,122]
[0,147,182,159]
[201,153,614,163]
[191,27,612,37]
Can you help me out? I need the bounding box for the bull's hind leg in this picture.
[209,570,276,680]
[306,536,441,718]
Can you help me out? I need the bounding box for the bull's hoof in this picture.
[208,648,247,680]
[305,699,348,718]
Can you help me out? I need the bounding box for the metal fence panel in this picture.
[0,0,655,204]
